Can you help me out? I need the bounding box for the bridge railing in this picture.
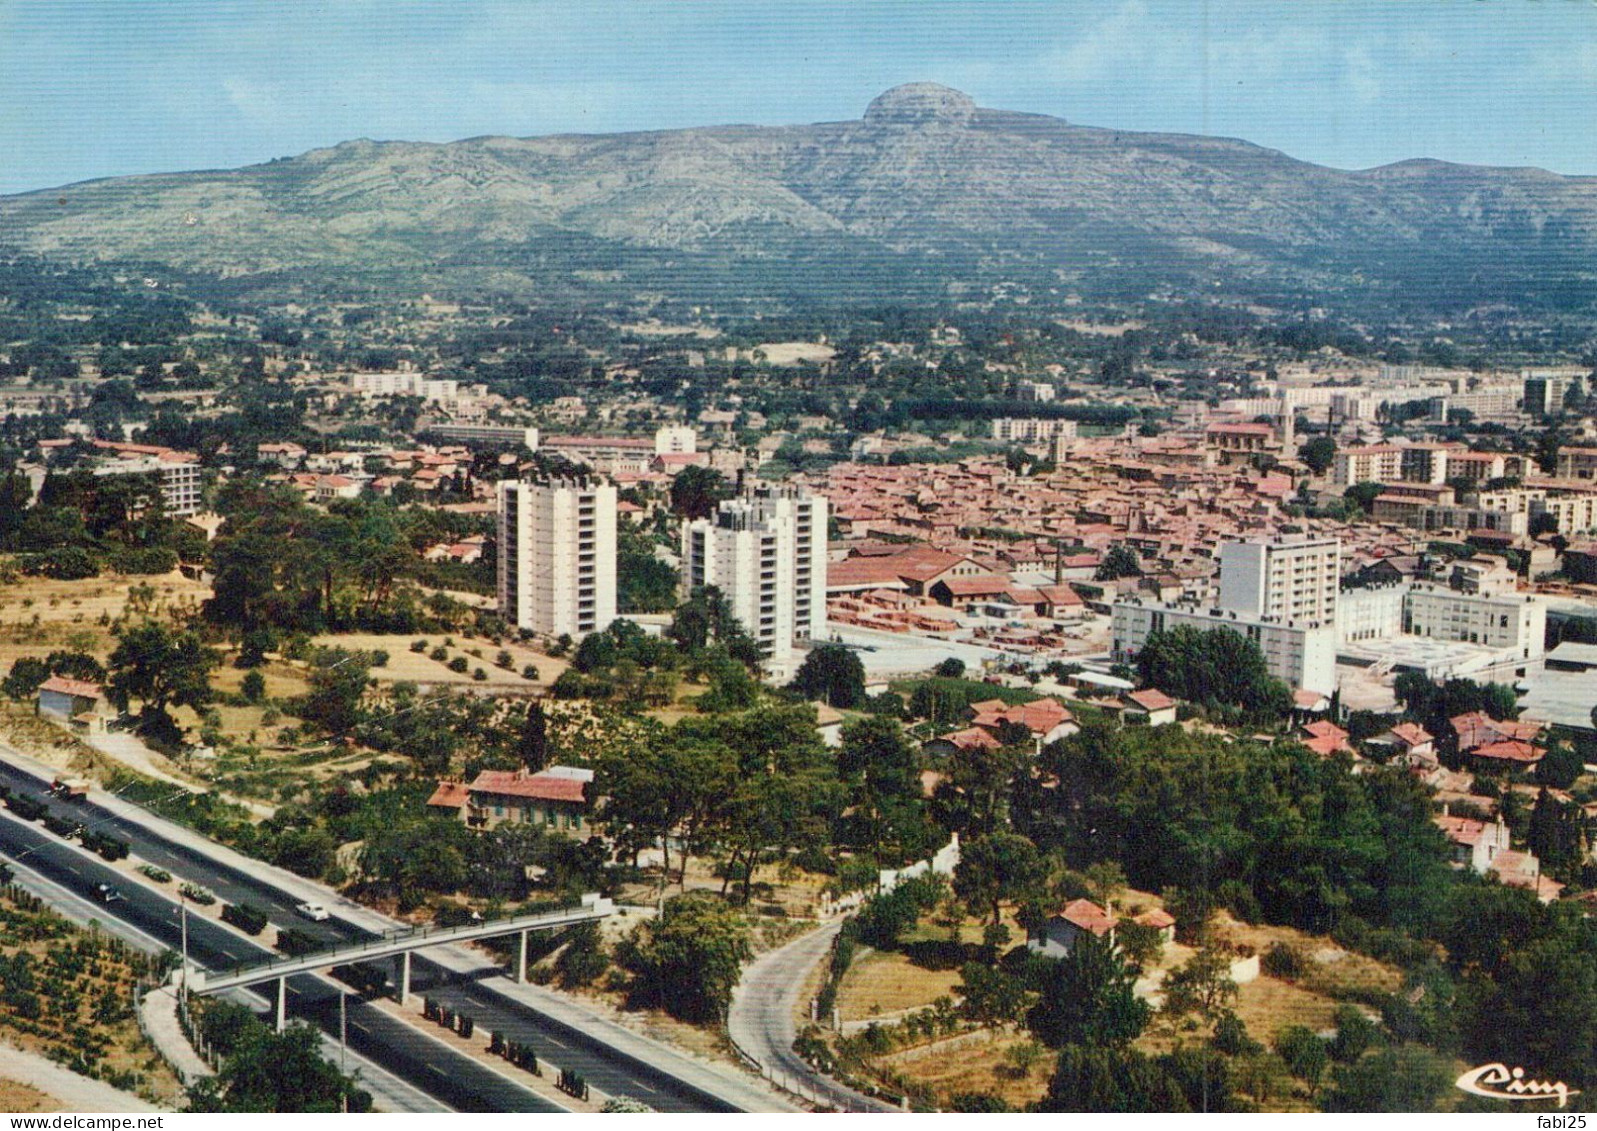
[203,895,611,985]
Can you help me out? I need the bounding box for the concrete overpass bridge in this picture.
[187,894,614,1029]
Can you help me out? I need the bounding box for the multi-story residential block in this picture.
[1404,585,1546,662]
[87,448,203,517]
[1332,445,1402,487]
[1556,447,1597,482]
[425,423,541,450]
[497,477,617,640]
[1017,380,1057,403]
[990,417,1077,444]
[681,485,828,679]
[1218,536,1341,626]
[1112,600,1337,694]
[1523,370,1587,416]
[349,371,480,402]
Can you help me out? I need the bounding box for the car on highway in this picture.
[95,883,122,904]
[295,901,330,921]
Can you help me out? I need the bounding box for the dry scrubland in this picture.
[821,898,1413,1111]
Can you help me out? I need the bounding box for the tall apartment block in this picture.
[681,485,828,679]
[1218,536,1342,626]
[498,478,617,640]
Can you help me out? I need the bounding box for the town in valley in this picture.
[3,3,1597,1118]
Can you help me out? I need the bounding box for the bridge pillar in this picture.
[516,930,528,983]
[275,977,287,1033]
[397,950,411,1007]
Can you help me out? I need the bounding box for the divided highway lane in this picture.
[0,759,742,1113]
[0,810,562,1113]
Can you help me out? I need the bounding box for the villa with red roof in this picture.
[430,766,594,838]
[1027,898,1120,958]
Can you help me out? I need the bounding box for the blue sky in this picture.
[2,0,1595,194]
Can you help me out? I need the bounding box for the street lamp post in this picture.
[179,888,189,1005]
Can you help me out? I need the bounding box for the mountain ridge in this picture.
[4,83,1596,312]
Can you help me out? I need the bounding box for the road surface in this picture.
[0,807,561,1112]
[0,750,776,1113]
[728,920,900,1113]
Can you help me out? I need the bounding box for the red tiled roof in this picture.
[38,676,102,700]
[969,698,1074,737]
[1058,898,1118,936]
[427,781,470,809]
[1472,740,1545,764]
[1451,712,1543,753]
[1134,908,1176,930]
[1389,722,1433,747]
[937,575,1012,596]
[929,727,1003,753]
[1292,688,1330,710]
[1435,814,1487,846]
[1126,689,1176,712]
[467,770,587,803]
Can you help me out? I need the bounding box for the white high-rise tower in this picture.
[498,477,617,640]
[681,484,829,679]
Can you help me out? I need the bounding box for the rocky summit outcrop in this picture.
[4,84,1595,309]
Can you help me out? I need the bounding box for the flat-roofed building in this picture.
[498,477,617,640]
[1218,536,1341,626]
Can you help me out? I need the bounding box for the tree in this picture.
[1040,1046,1193,1112]
[1134,625,1291,718]
[1300,435,1337,476]
[618,892,751,1023]
[790,644,866,709]
[1536,425,1564,476]
[1535,737,1583,790]
[518,701,551,772]
[836,716,937,864]
[1321,1044,1451,1112]
[240,669,266,703]
[1274,1026,1329,1095]
[1327,1003,1380,1063]
[1344,481,1384,515]
[1,657,52,700]
[953,832,1046,926]
[295,648,371,735]
[1026,933,1150,1049]
[668,466,731,521]
[1161,946,1238,1022]
[1095,545,1143,581]
[106,621,217,738]
[187,1019,368,1112]
[935,656,966,678]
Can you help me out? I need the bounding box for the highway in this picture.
[0,806,563,1112]
[0,757,746,1113]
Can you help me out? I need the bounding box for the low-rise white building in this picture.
[1112,599,1338,695]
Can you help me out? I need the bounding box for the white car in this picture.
[295,902,330,922]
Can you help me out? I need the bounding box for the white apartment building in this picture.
[426,423,540,450]
[1337,582,1546,663]
[681,485,828,679]
[654,425,698,455]
[497,478,617,640]
[1017,381,1057,403]
[349,371,476,402]
[1336,584,1408,645]
[91,456,202,518]
[990,417,1078,444]
[1332,445,1403,487]
[1111,600,1338,695]
[1523,370,1586,416]
[1404,586,1546,662]
[1218,537,1341,626]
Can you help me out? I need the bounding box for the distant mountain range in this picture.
[5,82,1597,314]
